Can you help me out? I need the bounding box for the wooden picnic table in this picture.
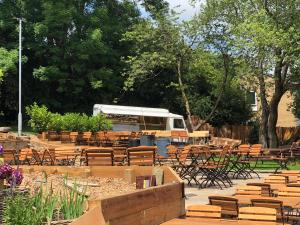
[161,218,276,225]
[234,194,300,209]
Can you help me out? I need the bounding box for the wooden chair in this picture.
[112,147,127,166]
[53,146,78,165]
[127,146,156,166]
[85,148,114,166]
[264,175,288,184]
[247,183,271,196]
[238,207,277,222]
[60,131,71,143]
[48,131,59,141]
[3,149,18,164]
[251,199,285,224]
[238,144,251,155]
[77,132,92,145]
[287,183,300,187]
[69,132,78,143]
[186,205,221,219]
[236,185,262,195]
[31,149,44,165]
[278,187,300,197]
[208,196,239,218]
[18,148,33,165]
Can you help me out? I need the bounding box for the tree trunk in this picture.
[177,60,193,131]
[268,96,281,147]
[267,53,287,147]
[194,53,229,130]
[257,61,269,147]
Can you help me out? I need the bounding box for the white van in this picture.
[93,104,187,132]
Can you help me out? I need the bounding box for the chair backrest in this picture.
[278,187,300,197]
[247,183,271,196]
[60,131,71,143]
[19,148,32,161]
[127,146,156,166]
[166,145,178,159]
[264,175,287,184]
[251,198,283,219]
[85,149,114,166]
[287,183,300,187]
[83,132,92,139]
[31,149,43,164]
[3,149,17,163]
[236,185,262,195]
[186,205,221,219]
[250,144,262,156]
[178,146,190,163]
[238,207,276,222]
[208,196,239,217]
[238,144,250,155]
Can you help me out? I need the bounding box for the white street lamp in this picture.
[18,18,22,136]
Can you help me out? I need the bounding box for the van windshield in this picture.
[174,119,185,129]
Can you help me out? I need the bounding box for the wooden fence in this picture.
[198,124,300,144]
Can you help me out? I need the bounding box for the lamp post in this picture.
[18,18,22,136]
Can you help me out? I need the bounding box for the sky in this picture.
[139,0,205,21]
[165,0,205,20]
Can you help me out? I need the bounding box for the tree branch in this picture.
[193,53,229,130]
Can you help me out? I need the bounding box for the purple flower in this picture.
[0,145,3,155]
[0,164,13,179]
[7,169,23,186]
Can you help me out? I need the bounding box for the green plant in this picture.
[25,102,52,133]
[4,193,47,225]
[61,113,81,131]
[60,177,86,220]
[89,114,112,132]
[47,113,63,132]
[26,103,112,132]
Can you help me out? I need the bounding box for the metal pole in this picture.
[18,18,22,136]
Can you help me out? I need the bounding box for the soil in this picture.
[21,172,136,200]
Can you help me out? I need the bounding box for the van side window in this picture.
[173,119,184,129]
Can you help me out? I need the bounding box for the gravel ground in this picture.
[21,172,137,200]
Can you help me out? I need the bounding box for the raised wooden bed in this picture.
[18,166,185,225]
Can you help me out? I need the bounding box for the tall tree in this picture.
[199,0,300,147]
[0,0,140,119]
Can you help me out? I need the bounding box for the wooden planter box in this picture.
[18,166,185,225]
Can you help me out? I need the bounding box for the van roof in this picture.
[93,104,183,119]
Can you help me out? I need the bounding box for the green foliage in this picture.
[60,177,86,220]
[48,113,64,132]
[0,0,141,118]
[0,48,18,82]
[25,103,52,133]
[25,103,112,132]
[89,114,112,132]
[4,178,86,224]
[61,113,82,131]
[4,194,45,225]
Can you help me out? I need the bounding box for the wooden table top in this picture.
[234,194,300,208]
[161,218,276,225]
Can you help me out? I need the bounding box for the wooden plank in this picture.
[101,183,183,221]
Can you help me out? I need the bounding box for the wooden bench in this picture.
[127,146,156,166]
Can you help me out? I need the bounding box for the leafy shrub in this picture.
[25,103,52,133]
[47,113,63,132]
[4,178,86,224]
[89,114,112,132]
[61,113,81,131]
[26,103,112,132]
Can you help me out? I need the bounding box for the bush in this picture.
[47,113,63,132]
[89,114,112,132]
[61,113,81,131]
[26,103,112,133]
[25,103,52,133]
